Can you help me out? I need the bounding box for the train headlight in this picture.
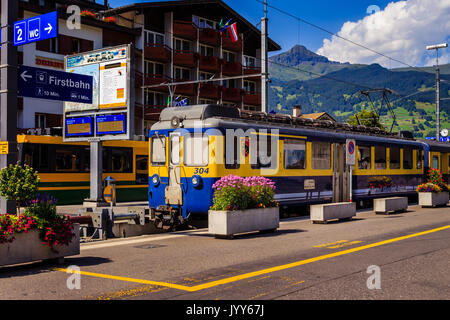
[192,175,202,188]
[152,174,160,186]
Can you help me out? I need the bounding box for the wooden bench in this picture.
[310,202,356,224]
[374,197,408,214]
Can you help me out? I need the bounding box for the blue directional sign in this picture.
[18,65,93,103]
[14,11,58,46]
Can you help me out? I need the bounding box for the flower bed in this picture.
[417,169,449,207]
[209,175,279,238]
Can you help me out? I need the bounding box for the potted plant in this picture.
[103,16,116,24]
[80,10,97,19]
[208,175,279,238]
[417,169,450,207]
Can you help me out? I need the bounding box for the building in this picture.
[14,0,281,135]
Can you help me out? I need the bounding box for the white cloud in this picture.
[317,0,450,68]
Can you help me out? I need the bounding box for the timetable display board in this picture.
[63,44,134,142]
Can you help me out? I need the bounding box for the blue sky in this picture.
[105,0,450,67]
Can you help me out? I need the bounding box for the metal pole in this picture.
[261,0,269,113]
[0,0,18,214]
[85,140,103,206]
[435,49,440,141]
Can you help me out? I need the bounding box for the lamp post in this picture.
[426,43,448,141]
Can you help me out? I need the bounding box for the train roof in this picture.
[154,105,429,147]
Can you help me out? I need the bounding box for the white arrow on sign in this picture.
[21,71,32,82]
[44,23,52,34]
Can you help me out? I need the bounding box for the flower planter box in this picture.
[418,192,449,208]
[0,224,80,267]
[208,207,279,239]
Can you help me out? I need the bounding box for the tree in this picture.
[0,164,40,215]
[347,109,386,131]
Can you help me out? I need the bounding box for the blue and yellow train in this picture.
[148,105,450,228]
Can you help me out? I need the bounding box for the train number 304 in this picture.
[194,168,209,174]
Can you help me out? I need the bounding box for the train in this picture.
[148,104,450,228]
[16,134,149,204]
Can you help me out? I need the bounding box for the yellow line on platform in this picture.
[53,224,450,292]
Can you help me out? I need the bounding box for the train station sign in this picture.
[13,11,58,46]
[18,65,93,104]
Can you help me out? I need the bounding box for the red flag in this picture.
[228,23,239,42]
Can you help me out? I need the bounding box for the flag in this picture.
[176,98,188,107]
[228,23,239,42]
[219,19,232,33]
[167,96,170,107]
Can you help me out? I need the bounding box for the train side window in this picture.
[151,136,166,166]
[225,136,240,169]
[390,146,400,169]
[374,146,386,169]
[284,139,306,170]
[403,148,413,169]
[312,142,331,170]
[251,135,276,169]
[432,156,439,169]
[136,155,149,184]
[23,144,50,172]
[417,150,423,169]
[55,148,81,172]
[358,146,371,170]
[111,148,132,173]
[448,155,450,173]
[184,134,209,167]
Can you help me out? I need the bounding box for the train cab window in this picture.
[136,155,149,184]
[184,134,209,166]
[312,142,331,170]
[403,148,413,170]
[358,146,371,170]
[374,146,386,169]
[111,148,132,173]
[55,149,81,172]
[417,150,423,169]
[390,146,400,169]
[284,139,306,170]
[151,136,166,166]
[432,156,439,169]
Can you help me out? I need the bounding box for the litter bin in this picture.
[103,176,116,206]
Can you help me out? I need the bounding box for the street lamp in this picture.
[426,43,448,141]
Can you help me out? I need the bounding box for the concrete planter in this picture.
[418,192,449,208]
[208,207,279,239]
[0,224,80,267]
[310,202,356,224]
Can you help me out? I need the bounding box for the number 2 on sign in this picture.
[194,168,209,174]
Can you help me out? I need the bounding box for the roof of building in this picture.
[103,0,281,52]
[300,112,336,122]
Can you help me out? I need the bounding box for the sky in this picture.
[106,0,450,68]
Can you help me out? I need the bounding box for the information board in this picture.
[65,117,93,137]
[96,114,126,135]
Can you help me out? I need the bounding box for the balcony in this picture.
[173,50,196,68]
[243,66,261,81]
[222,61,242,76]
[199,28,220,47]
[222,35,242,52]
[243,92,261,106]
[199,55,220,73]
[199,83,220,100]
[144,43,171,63]
[173,20,197,40]
[144,74,171,92]
[144,105,166,121]
[174,79,197,96]
[222,87,242,103]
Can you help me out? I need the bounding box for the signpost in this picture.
[18,65,93,103]
[13,11,57,46]
[346,139,356,203]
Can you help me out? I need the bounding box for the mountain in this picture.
[268,46,450,138]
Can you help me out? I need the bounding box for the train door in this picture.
[165,132,183,206]
[332,143,350,202]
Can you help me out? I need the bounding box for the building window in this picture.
[312,142,331,170]
[174,66,191,80]
[35,113,46,129]
[390,146,400,169]
[244,105,258,111]
[144,61,164,75]
[144,89,166,106]
[145,30,164,46]
[244,80,256,93]
[71,38,80,53]
[192,16,218,29]
[223,79,236,89]
[223,51,236,62]
[243,55,257,68]
[200,44,214,57]
[358,146,371,170]
[375,146,386,169]
[403,148,413,170]
[284,139,306,170]
[173,38,191,51]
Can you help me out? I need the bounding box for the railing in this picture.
[173,20,197,40]
[198,55,220,72]
[199,28,220,46]
[144,43,171,63]
[173,50,196,68]
[222,61,242,76]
